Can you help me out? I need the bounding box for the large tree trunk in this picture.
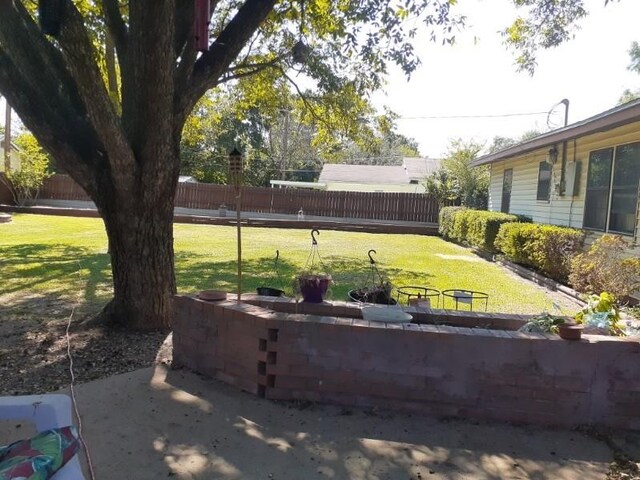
[0,0,277,331]
[101,207,176,331]
[95,141,179,331]
[100,199,175,331]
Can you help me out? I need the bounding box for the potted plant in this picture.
[256,250,286,297]
[347,249,397,305]
[519,313,566,334]
[296,271,332,303]
[348,281,397,305]
[574,291,624,336]
[557,321,584,340]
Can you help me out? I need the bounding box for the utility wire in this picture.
[398,111,548,120]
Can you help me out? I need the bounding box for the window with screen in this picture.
[536,162,552,201]
[584,143,639,235]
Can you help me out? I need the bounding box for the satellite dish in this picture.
[546,99,570,131]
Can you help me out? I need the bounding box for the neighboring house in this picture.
[318,157,440,193]
[0,135,21,172]
[403,157,441,183]
[471,99,640,251]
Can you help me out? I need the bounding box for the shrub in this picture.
[1,132,51,206]
[438,206,465,239]
[495,223,585,283]
[569,235,640,301]
[439,207,528,251]
[494,222,531,265]
[464,210,525,252]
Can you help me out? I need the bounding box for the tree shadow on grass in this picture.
[174,252,434,302]
[0,244,112,306]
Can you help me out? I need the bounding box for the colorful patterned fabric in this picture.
[0,426,79,480]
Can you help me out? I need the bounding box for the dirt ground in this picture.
[0,293,171,396]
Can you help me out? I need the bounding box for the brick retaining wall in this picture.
[172,295,640,429]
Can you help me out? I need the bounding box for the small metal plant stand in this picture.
[395,286,441,308]
[441,289,489,311]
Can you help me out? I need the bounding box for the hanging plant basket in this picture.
[295,229,332,303]
[298,273,332,303]
[347,249,396,305]
[257,250,286,297]
[348,286,396,305]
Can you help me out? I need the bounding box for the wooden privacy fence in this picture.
[40,174,443,223]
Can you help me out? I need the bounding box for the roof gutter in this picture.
[471,100,640,167]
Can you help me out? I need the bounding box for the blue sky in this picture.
[2,1,639,161]
[373,0,640,158]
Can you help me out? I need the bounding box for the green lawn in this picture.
[0,214,565,314]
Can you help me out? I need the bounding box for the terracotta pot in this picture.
[197,290,227,301]
[558,322,583,340]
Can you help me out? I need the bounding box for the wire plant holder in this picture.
[296,229,332,303]
[348,249,397,305]
[256,250,286,297]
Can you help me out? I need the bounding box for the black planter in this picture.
[256,286,285,297]
[348,289,397,305]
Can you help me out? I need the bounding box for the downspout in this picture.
[568,139,577,225]
[559,99,570,195]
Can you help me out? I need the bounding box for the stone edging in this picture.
[495,257,586,305]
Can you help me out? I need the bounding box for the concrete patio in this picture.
[1,364,616,480]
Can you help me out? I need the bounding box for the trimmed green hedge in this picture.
[438,206,465,240]
[439,207,528,252]
[495,222,585,283]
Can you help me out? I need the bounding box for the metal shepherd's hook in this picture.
[311,229,319,246]
[368,249,377,265]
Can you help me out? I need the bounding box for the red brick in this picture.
[516,374,554,389]
[274,375,311,390]
[554,375,591,392]
[265,387,293,400]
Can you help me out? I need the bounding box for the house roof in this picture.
[319,158,440,185]
[471,98,640,167]
[318,164,410,185]
[403,157,441,180]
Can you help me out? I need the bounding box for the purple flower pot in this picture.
[298,275,331,303]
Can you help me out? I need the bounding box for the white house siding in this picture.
[0,148,20,172]
[488,121,640,251]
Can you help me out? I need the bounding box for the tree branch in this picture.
[175,0,277,124]
[227,57,283,72]
[280,68,326,127]
[0,46,96,194]
[122,0,178,188]
[57,1,136,185]
[0,1,104,193]
[101,0,128,58]
[217,60,280,83]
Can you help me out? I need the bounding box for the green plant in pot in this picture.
[519,313,566,334]
[348,249,397,305]
[575,291,624,336]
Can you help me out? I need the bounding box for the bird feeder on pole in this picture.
[228,148,244,302]
[194,0,210,52]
